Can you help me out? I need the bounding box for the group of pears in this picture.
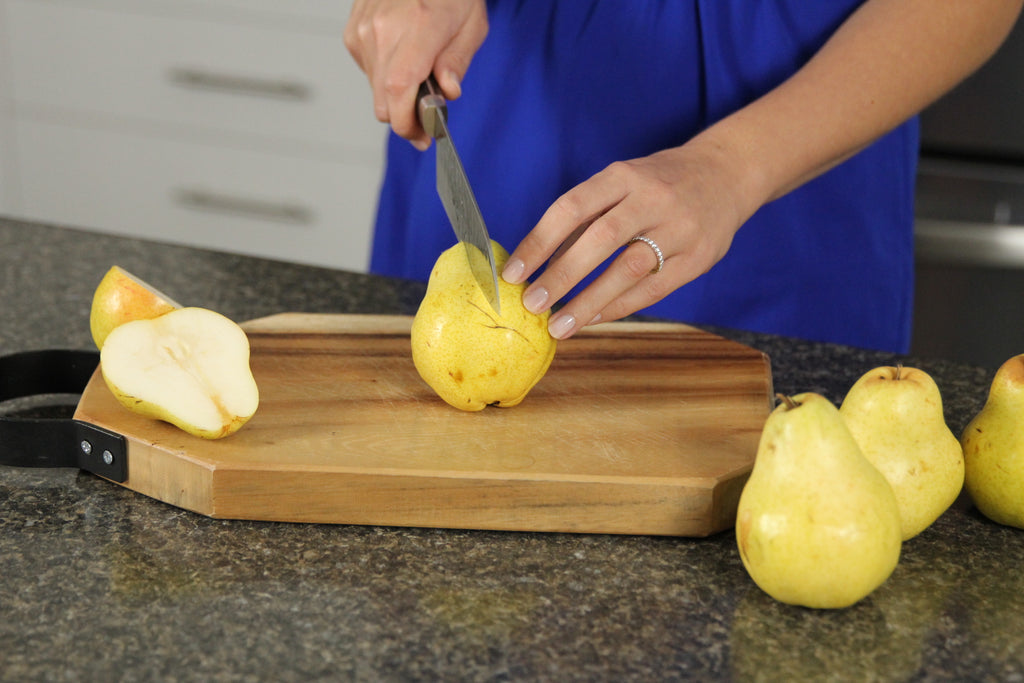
[737,359,1024,609]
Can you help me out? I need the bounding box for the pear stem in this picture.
[776,393,800,410]
[895,363,903,380]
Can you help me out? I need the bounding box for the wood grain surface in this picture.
[74,313,773,536]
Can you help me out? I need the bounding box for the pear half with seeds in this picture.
[100,307,259,439]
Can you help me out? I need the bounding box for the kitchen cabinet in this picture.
[0,3,12,211]
[0,0,386,273]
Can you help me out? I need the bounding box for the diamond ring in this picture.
[628,234,665,274]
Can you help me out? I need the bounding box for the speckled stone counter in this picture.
[1,218,1021,682]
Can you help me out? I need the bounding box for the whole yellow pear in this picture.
[412,240,556,411]
[839,366,964,540]
[962,354,1024,529]
[736,393,902,609]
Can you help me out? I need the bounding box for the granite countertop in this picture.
[1,218,1021,682]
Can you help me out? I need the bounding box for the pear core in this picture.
[411,241,557,411]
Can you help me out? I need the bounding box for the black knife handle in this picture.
[0,350,127,482]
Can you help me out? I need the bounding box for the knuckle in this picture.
[550,193,587,224]
[547,264,576,293]
[643,274,673,302]
[604,159,639,184]
[382,73,406,100]
[587,216,624,250]
[621,248,654,280]
[370,13,391,40]
[342,25,356,51]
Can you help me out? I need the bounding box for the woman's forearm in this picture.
[701,0,1023,212]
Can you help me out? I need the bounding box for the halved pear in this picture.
[90,266,183,349]
[100,307,259,439]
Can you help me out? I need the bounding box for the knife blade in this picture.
[417,75,501,315]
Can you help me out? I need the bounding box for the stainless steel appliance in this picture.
[913,12,1024,368]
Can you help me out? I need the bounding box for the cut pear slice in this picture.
[90,265,183,349]
[100,307,259,439]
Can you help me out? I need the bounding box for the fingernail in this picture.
[523,286,549,315]
[587,313,602,326]
[502,257,525,284]
[411,137,430,152]
[548,313,576,340]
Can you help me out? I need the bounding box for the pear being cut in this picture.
[412,240,557,411]
[100,307,259,439]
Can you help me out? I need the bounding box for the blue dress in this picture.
[370,1,919,353]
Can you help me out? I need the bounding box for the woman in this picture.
[345,0,1022,352]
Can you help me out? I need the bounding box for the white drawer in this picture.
[13,119,381,272]
[7,0,384,155]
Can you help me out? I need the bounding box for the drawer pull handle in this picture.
[173,188,314,225]
[916,218,1024,268]
[168,67,311,101]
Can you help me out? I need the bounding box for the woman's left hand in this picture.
[501,139,761,340]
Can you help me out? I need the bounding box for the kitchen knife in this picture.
[417,75,501,315]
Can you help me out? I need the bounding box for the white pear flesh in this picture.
[100,307,259,439]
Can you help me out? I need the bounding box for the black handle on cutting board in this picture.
[0,350,127,482]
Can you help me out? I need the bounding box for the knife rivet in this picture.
[80,440,92,455]
[102,450,114,466]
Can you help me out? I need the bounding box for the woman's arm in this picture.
[505,0,1024,340]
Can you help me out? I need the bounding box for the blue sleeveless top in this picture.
[369,1,919,353]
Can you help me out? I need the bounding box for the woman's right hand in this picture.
[343,0,488,149]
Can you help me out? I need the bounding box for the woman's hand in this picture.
[502,137,763,340]
[343,0,488,149]
[503,0,1024,341]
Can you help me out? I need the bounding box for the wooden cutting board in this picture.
[73,313,773,536]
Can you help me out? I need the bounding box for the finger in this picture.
[342,0,370,71]
[549,216,599,263]
[544,229,675,340]
[504,164,630,285]
[520,198,638,319]
[353,13,436,146]
[580,235,721,332]
[380,54,431,144]
[434,3,488,99]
